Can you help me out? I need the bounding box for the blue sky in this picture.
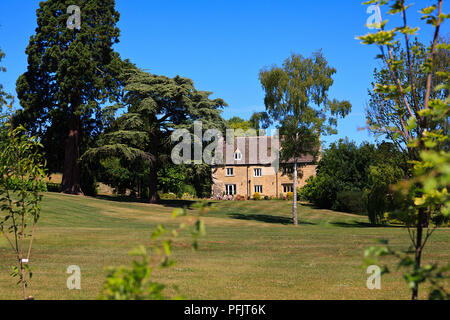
[0,0,448,147]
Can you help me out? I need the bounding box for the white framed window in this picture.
[234,151,242,161]
[254,185,263,193]
[226,168,234,176]
[283,184,293,193]
[283,166,294,175]
[225,184,237,195]
[253,168,262,177]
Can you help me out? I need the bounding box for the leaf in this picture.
[162,240,172,257]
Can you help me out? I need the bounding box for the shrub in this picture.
[46,182,61,193]
[296,187,302,201]
[366,164,405,224]
[234,195,246,201]
[253,192,261,200]
[300,141,406,214]
[81,162,98,196]
[333,190,367,214]
[286,192,294,201]
[264,195,270,200]
[5,176,47,192]
[301,175,339,208]
[181,184,197,198]
[181,192,194,200]
[161,193,177,200]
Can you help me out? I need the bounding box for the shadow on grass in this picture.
[93,194,211,210]
[228,213,316,226]
[330,221,405,228]
[157,199,213,210]
[94,194,150,204]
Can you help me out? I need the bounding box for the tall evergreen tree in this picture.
[16,0,130,194]
[83,69,227,203]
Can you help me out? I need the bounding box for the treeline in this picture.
[300,139,409,224]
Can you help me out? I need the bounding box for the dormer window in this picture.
[234,150,242,161]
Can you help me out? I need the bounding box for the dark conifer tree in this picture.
[83,69,227,203]
[16,0,130,194]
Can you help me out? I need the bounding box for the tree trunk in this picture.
[61,113,83,195]
[20,260,26,300]
[149,165,159,203]
[148,132,159,204]
[292,158,298,226]
[412,209,426,300]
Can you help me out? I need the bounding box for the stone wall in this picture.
[211,164,317,198]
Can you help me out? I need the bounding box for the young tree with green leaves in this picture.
[259,52,351,225]
[0,49,6,110]
[226,113,269,136]
[0,105,47,300]
[0,48,10,145]
[83,69,227,203]
[366,38,449,159]
[0,48,12,114]
[358,0,449,300]
[227,117,252,132]
[16,0,131,194]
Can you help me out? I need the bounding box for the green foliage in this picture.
[300,140,406,216]
[226,113,268,136]
[180,185,197,199]
[160,193,177,200]
[0,107,46,300]
[334,191,367,215]
[366,163,405,224]
[184,164,213,199]
[158,164,187,196]
[227,117,252,133]
[3,177,48,193]
[98,157,136,195]
[83,68,227,202]
[181,193,194,200]
[259,51,351,225]
[15,0,132,191]
[80,162,98,197]
[358,0,449,299]
[0,48,12,112]
[98,202,208,300]
[46,183,61,193]
[366,39,449,156]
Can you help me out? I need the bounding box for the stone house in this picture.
[211,136,317,199]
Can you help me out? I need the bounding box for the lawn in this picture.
[0,192,448,300]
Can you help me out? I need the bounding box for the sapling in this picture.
[0,104,47,300]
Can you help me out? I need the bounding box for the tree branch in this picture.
[424,0,443,111]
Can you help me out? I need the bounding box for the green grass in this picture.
[0,193,448,300]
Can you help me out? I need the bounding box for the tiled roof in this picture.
[212,136,315,166]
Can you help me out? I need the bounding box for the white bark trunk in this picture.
[293,158,298,226]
